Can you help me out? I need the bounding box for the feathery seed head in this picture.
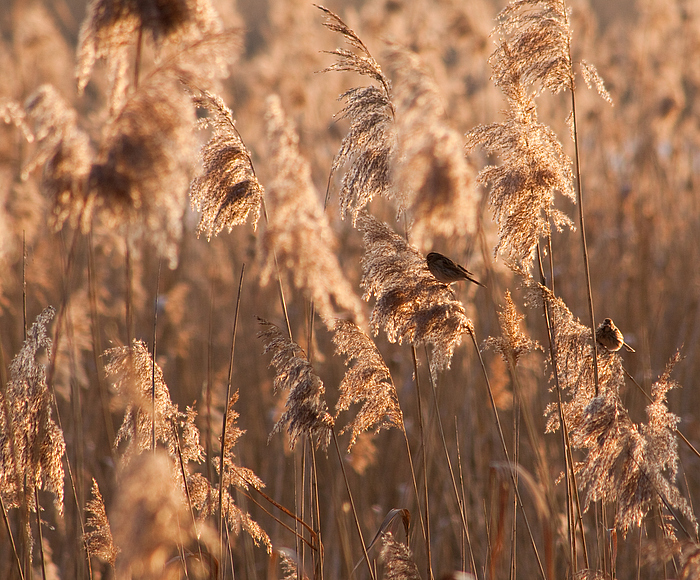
[261,95,365,328]
[0,306,65,516]
[190,89,263,239]
[332,319,403,450]
[358,212,473,376]
[258,319,333,450]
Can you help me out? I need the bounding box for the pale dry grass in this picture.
[1,0,699,578]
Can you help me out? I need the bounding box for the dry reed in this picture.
[258,318,333,450]
[189,89,263,239]
[357,212,473,375]
[261,95,365,328]
[332,319,403,451]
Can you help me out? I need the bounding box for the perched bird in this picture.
[595,317,635,353]
[426,252,485,288]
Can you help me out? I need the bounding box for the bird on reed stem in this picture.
[596,317,635,352]
[426,252,485,288]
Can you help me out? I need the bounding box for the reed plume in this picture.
[357,212,473,375]
[380,532,421,580]
[318,6,397,221]
[83,478,118,566]
[0,306,65,516]
[89,79,195,267]
[262,94,365,327]
[22,85,93,232]
[567,354,696,535]
[385,45,477,246]
[530,275,696,534]
[464,0,585,264]
[76,0,222,108]
[332,319,403,451]
[258,319,333,450]
[186,390,271,552]
[111,451,192,580]
[105,339,204,466]
[465,70,574,264]
[189,89,263,239]
[492,0,573,95]
[484,290,539,366]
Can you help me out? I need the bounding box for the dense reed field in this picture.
[2,0,700,578]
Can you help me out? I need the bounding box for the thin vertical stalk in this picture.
[293,442,301,580]
[410,346,433,580]
[219,263,245,580]
[34,488,46,580]
[205,275,215,489]
[173,429,205,568]
[569,87,600,397]
[469,331,547,580]
[304,300,324,579]
[54,228,94,580]
[300,445,307,579]
[151,260,161,454]
[536,247,581,572]
[331,431,376,580]
[399,425,427,551]
[310,444,324,580]
[454,422,477,577]
[424,348,476,576]
[536,245,589,571]
[22,231,27,341]
[37,207,91,580]
[0,493,24,580]
[125,240,134,349]
[510,386,520,580]
[87,233,117,462]
[59,230,89,580]
[260,201,293,340]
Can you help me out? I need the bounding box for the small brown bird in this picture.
[426,252,485,288]
[595,317,635,353]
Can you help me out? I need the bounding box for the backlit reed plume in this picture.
[89,79,195,267]
[84,478,119,567]
[465,2,576,264]
[0,306,65,516]
[385,45,476,246]
[568,352,695,534]
[332,319,403,451]
[465,65,574,264]
[258,319,333,450]
[529,275,696,534]
[484,290,538,366]
[262,94,365,327]
[357,212,473,375]
[22,85,93,231]
[76,0,222,107]
[380,532,421,580]
[492,0,573,95]
[527,280,619,430]
[111,451,191,580]
[318,6,397,221]
[189,89,263,239]
[279,550,303,580]
[492,0,610,103]
[187,391,272,552]
[105,339,204,467]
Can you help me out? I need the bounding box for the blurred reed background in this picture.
[1,0,700,578]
